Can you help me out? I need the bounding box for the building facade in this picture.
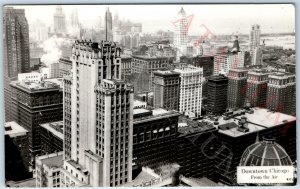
[120,56,132,80]
[3,7,30,121]
[62,40,133,187]
[227,69,248,109]
[131,55,170,93]
[133,108,179,175]
[5,121,31,181]
[153,70,180,111]
[105,8,113,41]
[176,119,217,180]
[35,152,63,187]
[53,6,66,34]
[267,72,296,115]
[40,121,63,155]
[10,80,63,171]
[173,7,188,61]
[246,69,268,107]
[214,52,245,76]
[249,24,261,65]
[207,75,228,115]
[174,66,203,117]
[58,57,72,77]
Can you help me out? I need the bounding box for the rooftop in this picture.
[174,65,203,74]
[178,116,216,137]
[6,178,36,187]
[133,108,152,115]
[132,55,169,60]
[40,121,64,140]
[208,74,228,81]
[38,152,63,168]
[208,108,296,138]
[134,108,180,123]
[154,70,180,76]
[4,121,28,138]
[10,79,61,93]
[152,108,169,116]
[239,108,296,128]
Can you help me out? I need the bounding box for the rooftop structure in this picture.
[210,108,296,137]
[10,79,62,93]
[40,121,63,140]
[4,121,28,138]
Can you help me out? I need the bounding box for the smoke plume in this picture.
[40,36,65,67]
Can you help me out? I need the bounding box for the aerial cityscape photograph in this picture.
[2,4,296,187]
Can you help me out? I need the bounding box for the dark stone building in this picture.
[207,75,228,115]
[227,69,248,109]
[40,121,63,155]
[10,79,63,170]
[3,7,30,121]
[266,72,296,116]
[5,121,32,181]
[176,118,217,180]
[153,70,180,111]
[246,69,268,108]
[131,55,172,93]
[132,108,179,177]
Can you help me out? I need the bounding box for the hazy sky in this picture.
[11,4,295,34]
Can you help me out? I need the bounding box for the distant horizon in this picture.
[9,4,295,35]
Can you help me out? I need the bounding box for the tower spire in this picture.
[105,7,108,41]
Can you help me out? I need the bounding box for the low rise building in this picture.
[133,108,180,177]
[5,121,31,181]
[40,121,63,155]
[35,152,63,187]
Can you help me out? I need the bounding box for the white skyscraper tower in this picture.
[249,24,261,65]
[173,7,189,61]
[61,41,134,187]
[174,65,203,117]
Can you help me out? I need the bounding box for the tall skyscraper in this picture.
[153,70,180,111]
[207,74,228,115]
[69,8,79,27]
[174,66,203,117]
[113,10,120,28]
[105,7,113,41]
[227,69,248,109]
[266,72,296,115]
[246,69,268,107]
[173,7,188,61]
[61,40,133,187]
[53,5,66,34]
[249,24,261,65]
[3,7,30,121]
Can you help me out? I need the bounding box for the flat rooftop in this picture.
[178,116,216,137]
[134,108,180,123]
[238,108,296,128]
[5,121,28,138]
[154,70,180,76]
[133,108,152,115]
[38,152,63,168]
[10,80,61,92]
[207,108,296,138]
[40,121,64,140]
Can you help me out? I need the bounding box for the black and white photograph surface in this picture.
[2,3,297,187]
